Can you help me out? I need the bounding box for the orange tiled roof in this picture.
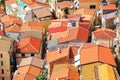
[5,24,20,32]
[48,23,62,29]
[18,37,42,53]
[28,2,50,8]
[19,57,43,68]
[20,21,43,31]
[46,47,70,63]
[13,65,41,80]
[70,46,78,58]
[48,21,68,29]
[80,45,116,66]
[57,1,74,9]
[49,31,68,40]
[81,42,110,49]
[81,43,96,49]
[92,28,115,40]
[50,64,79,80]
[1,15,22,26]
[58,27,89,43]
[33,7,51,18]
[76,8,95,16]
[100,4,116,10]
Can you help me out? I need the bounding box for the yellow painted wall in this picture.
[81,62,101,80]
[98,64,116,80]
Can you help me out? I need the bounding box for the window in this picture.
[57,0,62,2]
[22,54,25,57]
[31,54,34,57]
[90,5,96,9]
[0,54,3,58]
[1,69,4,74]
[0,61,3,66]
[2,77,4,80]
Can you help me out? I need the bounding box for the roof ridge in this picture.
[29,42,39,53]
[10,24,20,32]
[18,37,31,49]
[103,30,113,39]
[24,66,31,80]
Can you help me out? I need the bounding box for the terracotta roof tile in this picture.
[76,8,95,16]
[46,47,70,63]
[19,57,43,68]
[81,43,96,49]
[49,31,68,40]
[70,46,78,58]
[79,22,90,29]
[5,24,20,32]
[48,27,67,34]
[50,64,79,80]
[20,21,43,31]
[18,37,42,53]
[1,15,22,26]
[58,27,89,43]
[80,45,116,66]
[28,2,50,8]
[48,23,62,29]
[100,4,116,10]
[13,65,41,80]
[68,14,81,21]
[33,7,51,18]
[48,22,68,34]
[57,1,74,9]
[92,28,115,40]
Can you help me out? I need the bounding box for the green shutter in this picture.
[0,61,3,66]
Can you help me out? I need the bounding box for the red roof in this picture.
[13,66,41,80]
[59,27,89,43]
[48,22,67,34]
[80,45,116,66]
[81,43,96,49]
[68,14,81,21]
[92,28,115,40]
[5,24,20,32]
[79,22,90,29]
[21,21,43,31]
[1,15,22,26]
[18,37,42,53]
[46,47,70,63]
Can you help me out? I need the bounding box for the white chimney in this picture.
[47,49,49,53]
[58,48,61,53]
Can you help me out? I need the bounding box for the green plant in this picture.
[35,74,47,80]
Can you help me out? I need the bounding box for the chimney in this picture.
[58,48,61,53]
[46,49,49,53]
